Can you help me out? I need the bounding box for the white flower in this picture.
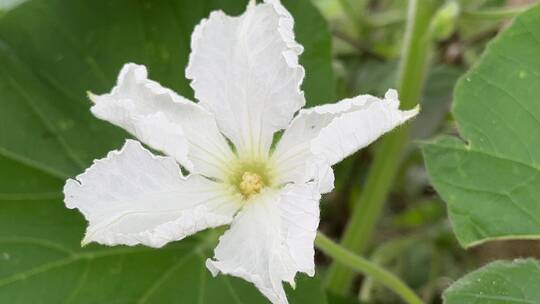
[63,1,418,303]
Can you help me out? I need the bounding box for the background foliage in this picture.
[1,0,539,303]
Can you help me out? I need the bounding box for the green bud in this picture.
[429,2,460,41]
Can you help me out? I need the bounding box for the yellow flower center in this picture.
[228,159,274,200]
[238,171,264,198]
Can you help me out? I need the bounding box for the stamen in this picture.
[239,171,264,198]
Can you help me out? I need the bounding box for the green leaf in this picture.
[443,259,540,304]
[0,199,328,303]
[422,4,540,247]
[0,0,334,302]
[285,0,335,106]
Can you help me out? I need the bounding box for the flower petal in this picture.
[90,63,236,179]
[64,140,241,248]
[272,90,418,192]
[186,0,305,158]
[206,183,320,304]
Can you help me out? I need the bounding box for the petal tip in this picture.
[405,104,421,120]
[118,62,148,85]
[205,259,220,277]
[289,280,296,290]
[86,91,97,103]
[81,236,91,247]
[384,88,399,101]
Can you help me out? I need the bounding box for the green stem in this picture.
[325,0,438,295]
[462,4,534,21]
[359,223,450,301]
[315,233,424,304]
[359,235,422,302]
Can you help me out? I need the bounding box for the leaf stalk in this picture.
[315,232,424,304]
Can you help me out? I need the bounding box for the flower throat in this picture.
[229,160,273,199]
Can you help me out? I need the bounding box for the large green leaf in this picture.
[0,0,335,302]
[443,259,540,304]
[0,198,327,303]
[422,5,540,247]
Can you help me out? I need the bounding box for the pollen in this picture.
[238,171,264,198]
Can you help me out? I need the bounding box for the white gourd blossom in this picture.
[63,1,418,303]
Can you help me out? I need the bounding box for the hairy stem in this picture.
[315,233,424,304]
[325,0,438,295]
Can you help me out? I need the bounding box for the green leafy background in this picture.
[2,0,540,303]
[0,0,333,302]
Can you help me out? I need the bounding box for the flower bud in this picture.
[430,2,460,41]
